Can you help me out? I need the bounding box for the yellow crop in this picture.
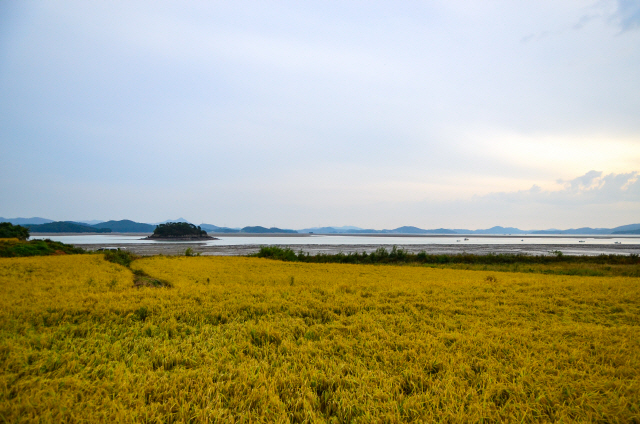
[1,255,639,423]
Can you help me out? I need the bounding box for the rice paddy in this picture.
[1,255,639,422]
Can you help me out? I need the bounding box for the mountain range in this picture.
[2,217,640,235]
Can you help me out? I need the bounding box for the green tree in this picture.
[153,222,207,237]
[0,222,30,240]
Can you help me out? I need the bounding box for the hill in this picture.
[613,229,640,235]
[199,224,240,233]
[531,227,612,235]
[385,226,457,234]
[461,226,527,235]
[241,226,298,234]
[298,226,365,234]
[26,221,111,233]
[298,226,457,234]
[611,224,640,234]
[92,220,156,233]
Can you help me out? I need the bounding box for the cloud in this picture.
[482,170,640,206]
[613,0,640,31]
[558,170,603,190]
[572,0,640,33]
[394,171,640,230]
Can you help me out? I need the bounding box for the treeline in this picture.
[0,222,30,240]
[252,245,640,265]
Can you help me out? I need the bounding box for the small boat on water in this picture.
[579,240,585,243]
[464,238,469,241]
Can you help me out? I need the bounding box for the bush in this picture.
[103,249,138,267]
[185,247,201,256]
[0,222,30,240]
[254,246,299,261]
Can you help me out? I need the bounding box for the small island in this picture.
[144,222,218,241]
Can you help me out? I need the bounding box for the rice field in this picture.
[1,254,639,422]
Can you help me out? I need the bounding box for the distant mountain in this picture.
[298,226,456,234]
[451,223,640,235]
[26,221,112,233]
[92,220,156,233]
[385,226,457,234]
[199,224,240,233]
[611,223,640,233]
[76,220,104,225]
[531,227,611,235]
[0,217,54,225]
[455,226,527,234]
[299,227,352,234]
[611,224,640,235]
[613,229,640,234]
[241,226,298,234]
[530,223,640,235]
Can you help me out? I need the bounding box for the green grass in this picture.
[252,246,640,277]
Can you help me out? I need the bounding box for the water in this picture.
[29,234,640,246]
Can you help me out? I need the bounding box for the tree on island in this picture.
[152,222,209,238]
[0,222,30,240]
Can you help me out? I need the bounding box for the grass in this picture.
[253,245,640,278]
[1,254,639,422]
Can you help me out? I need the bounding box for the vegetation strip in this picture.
[0,238,85,258]
[252,245,640,277]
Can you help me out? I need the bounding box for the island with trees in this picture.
[144,222,217,240]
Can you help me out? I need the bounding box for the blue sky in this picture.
[1,1,639,229]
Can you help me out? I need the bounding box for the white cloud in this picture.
[484,170,640,205]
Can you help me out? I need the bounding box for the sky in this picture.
[1,0,639,230]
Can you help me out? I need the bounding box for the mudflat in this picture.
[75,242,640,257]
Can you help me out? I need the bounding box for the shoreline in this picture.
[73,242,640,257]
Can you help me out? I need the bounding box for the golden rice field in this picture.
[1,255,639,423]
